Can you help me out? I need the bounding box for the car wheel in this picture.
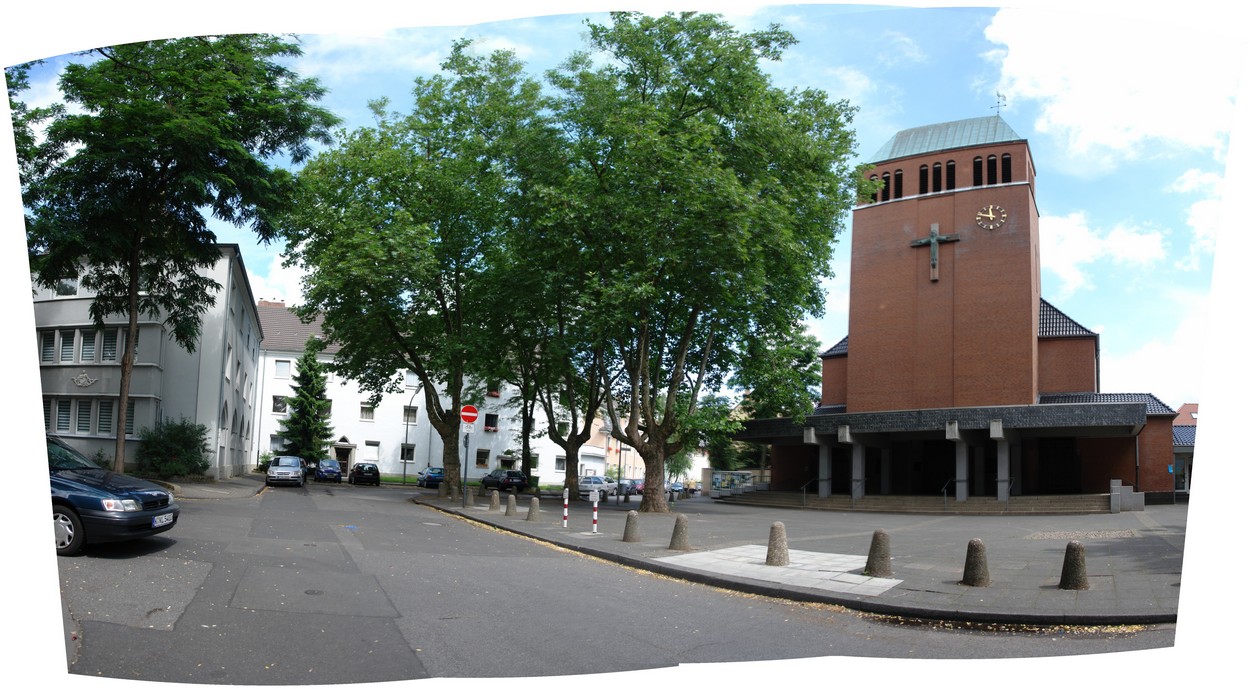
[53,504,85,556]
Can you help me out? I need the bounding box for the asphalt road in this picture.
[57,481,1176,685]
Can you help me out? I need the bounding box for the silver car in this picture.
[266,455,306,487]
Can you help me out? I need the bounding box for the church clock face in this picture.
[976,204,1006,230]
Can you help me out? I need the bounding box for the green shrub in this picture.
[136,417,212,479]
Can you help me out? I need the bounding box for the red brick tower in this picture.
[839,116,1040,411]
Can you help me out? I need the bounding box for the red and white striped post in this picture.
[592,490,599,533]
[562,488,569,528]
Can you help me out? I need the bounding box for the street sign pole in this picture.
[459,405,478,509]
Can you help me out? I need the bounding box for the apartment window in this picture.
[360,404,375,421]
[55,400,72,433]
[555,455,567,471]
[475,449,489,467]
[405,370,419,387]
[55,278,78,296]
[40,331,55,362]
[80,330,96,361]
[76,401,92,434]
[60,330,76,362]
[484,413,499,432]
[102,329,119,361]
[97,400,113,434]
[401,444,415,462]
[487,380,501,397]
[225,345,232,381]
[269,435,287,452]
[403,406,419,424]
[274,360,291,378]
[125,399,135,435]
[272,396,288,414]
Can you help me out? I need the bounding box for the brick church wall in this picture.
[1038,337,1098,393]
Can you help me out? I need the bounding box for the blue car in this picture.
[48,436,180,556]
[314,459,342,483]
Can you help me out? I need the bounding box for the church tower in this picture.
[840,116,1041,411]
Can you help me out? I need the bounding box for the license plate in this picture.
[152,513,173,528]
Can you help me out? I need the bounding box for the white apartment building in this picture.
[251,301,682,485]
[34,245,262,479]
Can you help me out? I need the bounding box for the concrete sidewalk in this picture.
[170,475,1183,625]
[413,489,1185,626]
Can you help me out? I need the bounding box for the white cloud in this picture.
[1040,211,1166,298]
[985,7,1239,175]
[245,252,307,307]
[1098,286,1208,408]
[1169,169,1223,271]
[878,30,926,67]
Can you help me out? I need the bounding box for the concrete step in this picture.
[714,491,1110,515]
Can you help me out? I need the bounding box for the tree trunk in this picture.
[637,450,671,513]
[113,274,142,473]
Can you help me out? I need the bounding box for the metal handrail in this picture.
[799,476,829,506]
[996,476,1016,504]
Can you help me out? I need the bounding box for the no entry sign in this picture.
[460,405,479,424]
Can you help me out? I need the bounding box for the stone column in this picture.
[996,437,1011,502]
[851,443,866,500]
[954,439,968,502]
[818,440,832,498]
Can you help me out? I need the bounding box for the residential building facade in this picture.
[34,244,262,479]
[252,301,701,486]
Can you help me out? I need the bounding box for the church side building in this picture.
[741,115,1176,507]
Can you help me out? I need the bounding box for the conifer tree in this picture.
[278,337,335,464]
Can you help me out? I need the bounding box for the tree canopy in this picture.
[21,34,340,469]
[280,42,548,493]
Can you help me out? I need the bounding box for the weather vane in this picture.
[993,92,1006,115]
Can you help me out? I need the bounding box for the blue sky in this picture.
[5,2,1237,411]
[4,1,1248,684]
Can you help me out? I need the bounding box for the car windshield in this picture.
[274,457,302,467]
[47,440,100,471]
[319,460,338,469]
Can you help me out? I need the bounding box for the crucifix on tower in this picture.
[910,223,960,281]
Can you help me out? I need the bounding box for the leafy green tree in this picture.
[5,61,61,192]
[278,337,336,464]
[22,35,339,471]
[731,328,823,422]
[281,42,545,495]
[549,12,863,511]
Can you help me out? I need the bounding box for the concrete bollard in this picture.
[526,496,540,522]
[863,529,892,577]
[668,513,691,551]
[766,521,790,566]
[622,510,642,542]
[464,486,475,507]
[505,493,517,517]
[437,481,448,498]
[489,489,500,512]
[961,538,991,587]
[1059,540,1090,590]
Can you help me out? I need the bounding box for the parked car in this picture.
[48,435,180,556]
[416,466,444,488]
[348,462,381,486]
[314,458,342,483]
[626,478,645,495]
[481,469,527,492]
[267,456,306,487]
[670,481,684,494]
[577,475,615,499]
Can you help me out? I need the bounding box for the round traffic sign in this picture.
[460,405,478,424]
